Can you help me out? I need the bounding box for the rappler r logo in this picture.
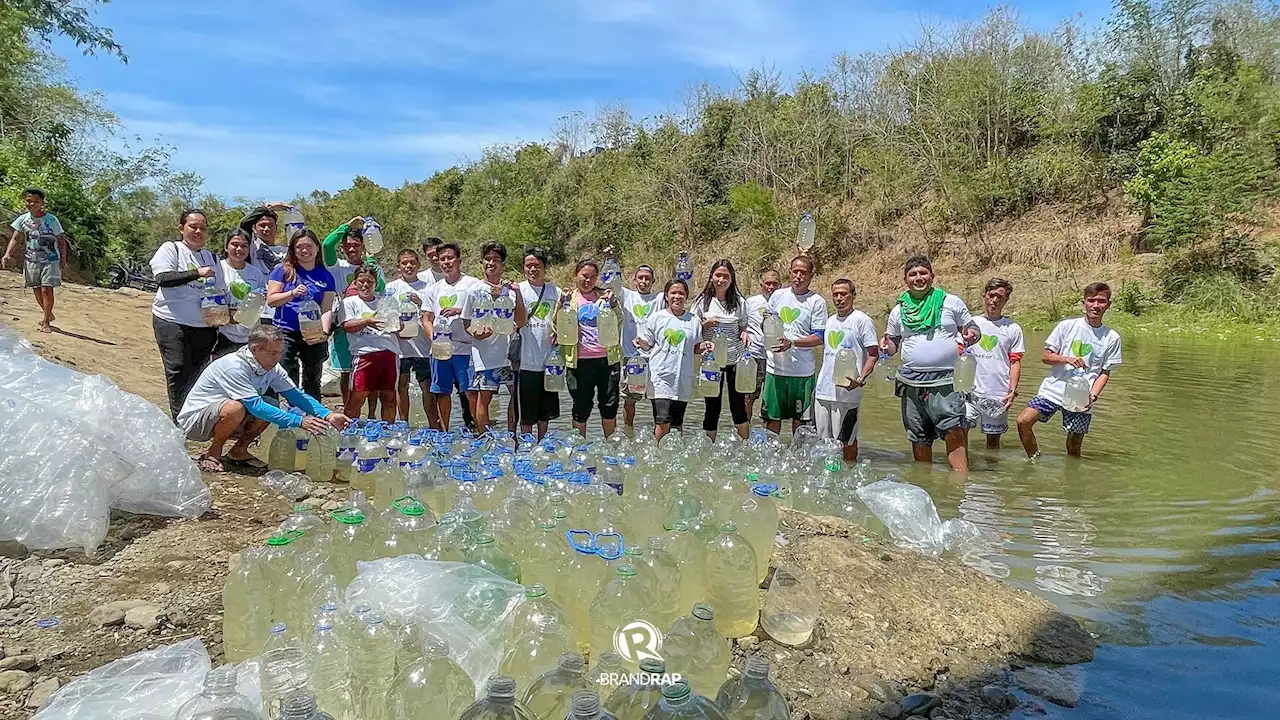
[614,619,664,663]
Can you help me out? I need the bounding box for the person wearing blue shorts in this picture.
[422,243,482,431]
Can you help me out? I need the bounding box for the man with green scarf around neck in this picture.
[880,255,981,472]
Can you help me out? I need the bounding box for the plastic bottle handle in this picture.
[566,529,597,553]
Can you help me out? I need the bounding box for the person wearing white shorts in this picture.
[964,278,1025,448]
[814,279,879,462]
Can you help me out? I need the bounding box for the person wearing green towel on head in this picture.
[880,255,980,472]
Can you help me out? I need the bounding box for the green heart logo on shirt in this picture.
[229,280,251,301]
[826,331,846,350]
[532,301,552,320]
[1069,339,1094,357]
[779,307,800,324]
[664,328,686,346]
[979,334,998,352]
[633,304,652,319]
[439,295,458,309]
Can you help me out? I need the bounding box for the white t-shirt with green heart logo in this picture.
[766,288,829,377]
[425,275,483,357]
[967,316,1026,399]
[641,309,701,401]
[621,289,665,358]
[1035,317,1123,406]
[816,310,879,404]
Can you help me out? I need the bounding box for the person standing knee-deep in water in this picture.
[561,259,623,439]
[693,259,751,441]
[814,279,879,462]
[422,243,481,431]
[966,278,1025,450]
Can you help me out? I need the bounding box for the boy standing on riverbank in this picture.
[1016,282,1122,458]
[967,278,1025,448]
[3,188,69,333]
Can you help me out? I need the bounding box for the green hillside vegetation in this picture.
[3,0,1278,319]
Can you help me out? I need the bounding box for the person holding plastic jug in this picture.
[265,229,338,400]
[178,324,350,474]
[149,209,226,421]
[213,229,268,360]
[558,259,623,439]
[422,242,483,431]
[635,278,711,442]
[743,268,782,422]
[762,256,828,435]
[693,259,751,440]
[238,204,287,279]
[815,279,879,462]
[603,245,665,436]
[1016,282,1123,459]
[880,255,980,472]
[966,277,1026,449]
[463,241,526,434]
[321,216,385,412]
[340,266,400,422]
[385,248,439,429]
[516,247,562,440]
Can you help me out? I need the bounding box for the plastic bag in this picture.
[260,470,314,500]
[345,558,525,693]
[33,638,210,719]
[855,479,995,558]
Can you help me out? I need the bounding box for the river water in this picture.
[508,329,1280,718]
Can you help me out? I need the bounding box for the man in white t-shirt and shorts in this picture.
[763,256,828,434]
[1016,282,1123,458]
[965,277,1026,449]
[814,279,879,461]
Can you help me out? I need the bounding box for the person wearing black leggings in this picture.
[693,259,751,440]
[265,230,337,400]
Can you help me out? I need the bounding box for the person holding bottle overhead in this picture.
[265,229,338,400]
[558,259,623,439]
[385,249,438,428]
[214,229,268,359]
[966,278,1025,449]
[462,241,526,434]
[321,216,385,411]
[636,279,711,443]
[743,269,782,422]
[880,255,980,472]
[339,266,400,422]
[148,209,226,421]
[1016,283,1122,459]
[422,243,483,431]
[517,247,562,440]
[814,279,879,462]
[611,250,665,436]
[762,256,827,435]
[692,260,751,440]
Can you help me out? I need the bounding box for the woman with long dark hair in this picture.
[693,259,750,440]
[214,229,268,359]
[150,209,224,420]
[265,229,337,399]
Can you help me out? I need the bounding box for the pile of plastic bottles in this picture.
[217,422,888,719]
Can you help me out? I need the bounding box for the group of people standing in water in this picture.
[7,192,1124,474]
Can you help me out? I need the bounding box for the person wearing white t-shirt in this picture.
[964,278,1025,448]
[619,264,665,435]
[214,229,268,359]
[763,256,828,434]
[422,243,483,431]
[815,279,880,461]
[880,256,980,472]
[742,269,782,422]
[417,237,446,285]
[178,324,350,474]
[462,241,526,434]
[516,248,562,440]
[340,266,401,422]
[636,279,712,443]
[693,260,750,440]
[385,249,438,429]
[1017,283,1123,458]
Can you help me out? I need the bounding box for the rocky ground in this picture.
[0,272,1095,719]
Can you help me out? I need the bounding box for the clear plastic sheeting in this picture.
[0,326,211,553]
[855,479,997,558]
[32,638,211,720]
[345,557,525,692]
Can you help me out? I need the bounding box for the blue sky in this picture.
[56,0,1112,201]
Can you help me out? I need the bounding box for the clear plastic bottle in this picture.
[398,295,420,340]
[544,346,568,393]
[351,613,398,720]
[587,651,625,690]
[521,652,594,720]
[306,620,354,720]
[500,614,577,691]
[223,548,269,662]
[598,302,620,348]
[659,520,706,617]
[279,689,335,720]
[663,487,702,527]
[640,537,683,630]
[730,484,777,584]
[173,666,261,720]
[1063,368,1092,412]
[555,295,579,348]
[261,629,308,720]
[350,429,384,499]
[376,291,403,335]
[298,297,326,345]
[507,584,571,644]
[760,566,819,647]
[378,496,436,559]
[431,315,455,360]
[697,352,721,398]
[711,330,728,369]
[796,211,816,252]
[466,532,522,583]
[601,254,623,296]
[704,522,759,638]
[522,523,569,599]
[733,355,757,395]
[362,217,384,254]
[560,531,606,653]
[201,281,231,327]
[458,676,538,720]
[762,313,782,354]
[624,355,649,397]
[590,564,658,672]
[328,506,373,587]
[407,383,430,429]
[832,347,861,391]
[604,657,667,720]
[952,352,977,393]
[661,604,730,699]
[644,680,727,720]
[307,428,338,483]
[494,289,517,335]
[281,206,306,238]
[712,656,789,719]
[260,534,302,627]
[674,252,693,284]
[473,289,495,334]
[389,635,476,720]
[269,412,301,472]
[568,689,618,720]
[235,289,266,326]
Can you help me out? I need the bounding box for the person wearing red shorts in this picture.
[340,267,400,421]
